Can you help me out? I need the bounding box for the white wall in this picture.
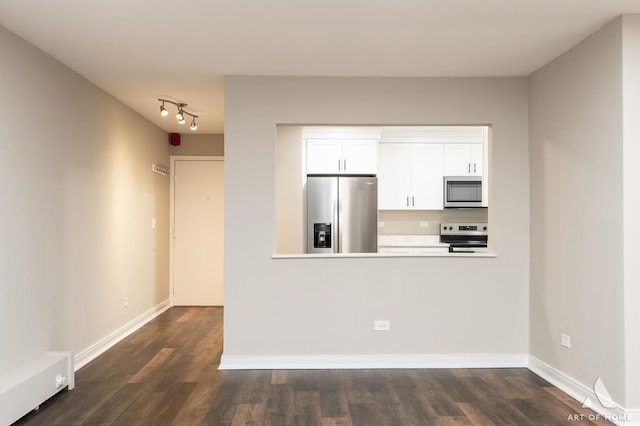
[529,17,626,404]
[0,25,169,375]
[622,15,640,409]
[224,76,529,358]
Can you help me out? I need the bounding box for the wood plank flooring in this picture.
[15,307,609,425]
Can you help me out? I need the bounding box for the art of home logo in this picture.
[567,377,630,423]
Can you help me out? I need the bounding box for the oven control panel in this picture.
[440,223,488,236]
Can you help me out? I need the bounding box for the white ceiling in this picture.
[1,1,639,134]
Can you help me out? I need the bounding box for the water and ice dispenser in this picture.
[313,223,332,248]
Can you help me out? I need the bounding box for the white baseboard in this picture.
[528,356,638,425]
[74,299,171,371]
[219,353,528,370]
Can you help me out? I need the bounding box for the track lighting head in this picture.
[158,98,199,130]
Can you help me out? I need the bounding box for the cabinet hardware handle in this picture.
[407,196,409,207]
[344,159,347,171]
[468,163,471,173]
[412,196,415,206]
[474,163,477,173]
[338,159,341,171]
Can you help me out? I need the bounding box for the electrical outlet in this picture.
[561,333,571,348]
[123,297,129,308]
[378,221,385,228]
[374,320,390,331]
[420,221,429,228]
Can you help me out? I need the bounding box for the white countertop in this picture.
[378,235,449,248]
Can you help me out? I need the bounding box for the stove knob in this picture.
[483,226,487,231]
[448,226,453,231]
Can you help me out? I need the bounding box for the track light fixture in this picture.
[159,102,168,117]
[158,98,198,131]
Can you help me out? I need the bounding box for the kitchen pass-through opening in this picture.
[274,124,490,256]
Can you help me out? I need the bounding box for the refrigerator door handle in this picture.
[335,199,340,253]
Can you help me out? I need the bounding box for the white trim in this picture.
[218,353,528,370]
[528,356,636,425]
[74,299,170,371]
[169,155,224,306]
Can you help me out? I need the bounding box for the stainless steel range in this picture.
[440,223,488,253]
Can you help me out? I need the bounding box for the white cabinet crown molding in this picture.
[380,125,486,144]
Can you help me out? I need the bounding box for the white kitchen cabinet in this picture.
[411,144,444,209]
[378,246,448,254]
[378,247,413,254]
[378,144,411,209]
[306,139,377,175]
[378,143,444,210]
[414,247,449,254]
[306,139,341,174]
[377,235,449,254]
[444,143,483,176]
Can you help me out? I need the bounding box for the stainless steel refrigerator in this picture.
[306,176,378,254]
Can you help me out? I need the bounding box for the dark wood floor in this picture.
[15,307,608,425]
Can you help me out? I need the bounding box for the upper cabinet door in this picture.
[470,143,483,176]
[443,143,483,176]
[341,139,378,175]
[378,143,444,210]
[306,139,378,175]
[378,143,412,209]
[306,139,342,174]
[411,144,444,210]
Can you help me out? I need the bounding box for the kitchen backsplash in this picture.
[378,209,488,235]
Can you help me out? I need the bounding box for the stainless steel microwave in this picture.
[444,176,483,208]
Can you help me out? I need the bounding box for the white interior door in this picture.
[172,159,224,306]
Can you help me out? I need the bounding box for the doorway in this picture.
[170,156,224,306]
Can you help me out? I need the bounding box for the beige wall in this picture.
[224,76,529,357]
[622,15,640,408]
[170,133,224,156]
[529,17,625,405]
[0,25,169,375]
[275,126,303,254]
